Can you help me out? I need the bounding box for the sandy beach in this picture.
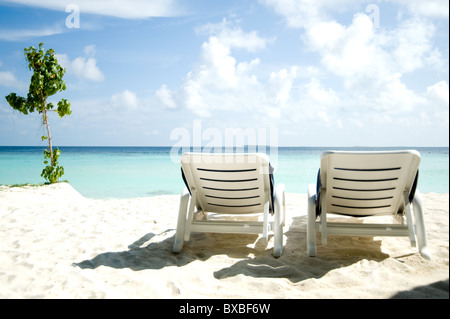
[0,182,448,299]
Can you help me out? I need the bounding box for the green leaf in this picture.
[57,99,72,117]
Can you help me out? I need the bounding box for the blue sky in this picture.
[0,0,448,147]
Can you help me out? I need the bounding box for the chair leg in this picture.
[262,202,269,243]
[320,194,327,245]
[173,190,190,253]
[405,204,416,248]
[273,184,285,257]
[184,191,197,242]
[307,184,317,257]
[412,191,431,260]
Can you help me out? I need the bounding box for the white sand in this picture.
[0,183,448,299]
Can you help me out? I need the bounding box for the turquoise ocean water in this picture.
[0,146,448,199]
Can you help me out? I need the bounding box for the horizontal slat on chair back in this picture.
[181,153,271,214]
[321,151,420,217]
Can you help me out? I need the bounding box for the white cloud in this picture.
[155,84,176,109]
[304,14,443,88]
[0,61,26,88]
[84,45,97,57]
[266,67,298,107]
[303,78,339,107]
[200,37,239,88]
[371,73,425,113]
[71,57,104,82]
[263,0,446,83]
[262,0,449,30]
[260,0,360,29]
[0,71,17,86]
[425,81,449,128]
[258,0,448,137]
[148,3,448,144]
[159,20,277,118]
[391,18,440,73]
[2,0,183,19]
[158,14,437,131]
[295,10,446,133]
[196,18,273,52]
[393,0,449,19]
[0,70,25,88]
[304,14,388,86]
[0,24,65,41]
[57,45,104,82]
[426,81,449,107]
[110,90,139,110]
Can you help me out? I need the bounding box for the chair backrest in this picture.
[180,153,272,214]
[319,150,421,217]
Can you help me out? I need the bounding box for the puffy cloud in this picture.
[156,84,176,109]
[393,0,449,19]
[57,45,104,82]
[155,2,447,143]
[70,57,104,82]
[391,18,440,73]
[426,80,449,126]
[258,0,448,137]
[304,14,387,85]
[159,20,276,118]
[426,81,449,106]
[266,67,298,107]
[196,18,273,52]
[200,37,239,88]
[110,90,139,110]
[303,78,339,107]
[262,0,448,30]
[304,14,442,87]
[264,0,445,83]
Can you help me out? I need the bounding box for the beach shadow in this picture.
[214,215,391,283]
[74,230,198,271]
[390,279,449,299]
[74,215,391,281]
[74,230,263,271]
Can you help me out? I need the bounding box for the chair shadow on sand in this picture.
[74,214,395,284]
[74,230,194,271]
[74,230,272,272]
[213,215,392,283]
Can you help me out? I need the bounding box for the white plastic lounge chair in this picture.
[307,150,430,260]
[173,153,285,257]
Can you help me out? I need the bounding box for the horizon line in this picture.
[1,145,448,148]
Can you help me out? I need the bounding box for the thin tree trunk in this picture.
[42,101,53,166]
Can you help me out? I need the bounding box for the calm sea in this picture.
[0,146,448,198]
